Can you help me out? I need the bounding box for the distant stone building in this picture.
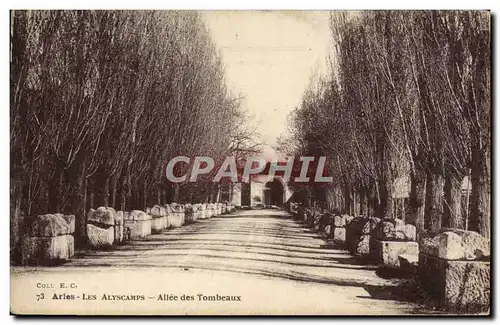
[221,161,294,207]
[229,175,293,207]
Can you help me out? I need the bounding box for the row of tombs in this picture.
[289,203,490,313]
[20,202,235,266]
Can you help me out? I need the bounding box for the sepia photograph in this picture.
[9,8,491,316]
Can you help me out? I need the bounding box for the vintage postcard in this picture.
[10,9,491,316]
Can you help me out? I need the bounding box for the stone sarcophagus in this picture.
[289,202,299,218]
[304,208,314,226]
[168,203,185,228]
[329,214,353,244]
[222,201,234,214]
[164,205,172,228]
[418,229,490,312]
[215,203,222,216]
[371,219,418,268]
[372,240,419,269]
[346,216,380,256]
[315,212,331,236]
[123,210,152,239]
[86,207,116,249]
[206,204,216,218]
[331,214,354,245]
[195,203,206,219]
[294,205,305,222]
[226,202,235,213]
[22,213,75,265]
[150,205,168,233]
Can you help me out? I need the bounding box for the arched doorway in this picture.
[264,179,284,207]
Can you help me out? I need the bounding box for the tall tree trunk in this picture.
[378,176,394,219]
[352,190,359,217]
[343,183,351,215]
[120,174,127,211]
[366,184,375,217]
[110,175,117,208]
[10,179,24,265]
[142,179,147,211]
[215,183,221,203]
[82,176,88,238]
[303,186,312,208]
[425,170,444,232]
[409,168,426,234]
[87,179,94,210]
[68,165,87,247]
[469,24,490,238]
[230,183,234,205]
[127,174,133,210]
[359,187,367,216]
[102,176,110,207]
[470,143,490,238]
[10,12,28,264]
[173,183,180,203]
[161,188,166,205]
[443,171,463,229]
[61,164,85,246]
[48,168,63,212]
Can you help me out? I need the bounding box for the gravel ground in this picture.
[11,209,441,315]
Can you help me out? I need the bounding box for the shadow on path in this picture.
[58,211,437,314]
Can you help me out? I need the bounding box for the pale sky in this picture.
[203,11,332,158]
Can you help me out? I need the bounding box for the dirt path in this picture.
[11,209,439,315]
